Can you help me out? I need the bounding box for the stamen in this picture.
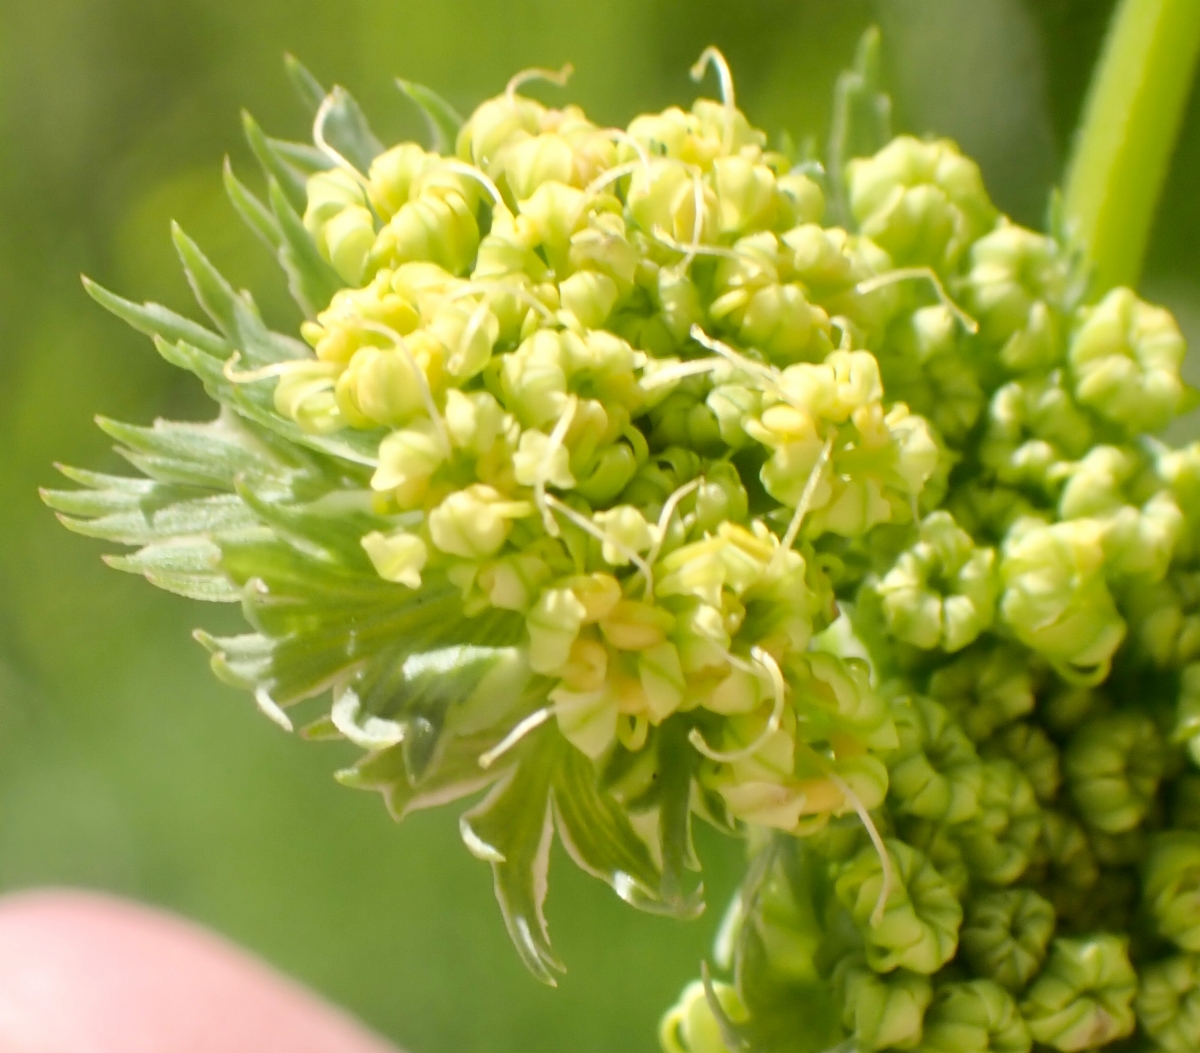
[222,351,311,384]
[688,647,787,763]
[689,46,737,155]
[651,228,776,280]
[357,321,451,455]
[689,326,784,395]
[825,769,894,928]
[506,63,574,105]
[642,478,702,599]
[776,433,835,559]
[545,494,654,582]
[601,129,653,181]
[478,706,554,768]
[830,315,856,351]
[447,280,557,321]
[536,396,577,536]
[431,158,506,211]
[855,267,979,335]
[313,93,372,189]
[638,357,726,391]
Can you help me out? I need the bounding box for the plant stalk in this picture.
[1062,0,1200,296]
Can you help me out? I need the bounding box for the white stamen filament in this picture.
[544,494,654,582]
[689,46,737,155]
[641,478,702,599]
[431,158,506,211]
[223,351,311,384]
[358,321,451,455]
[638,357,726,391]
[478,707,554,769]
[688,647,787,763]
[536,396,577,536]
[776,433,836,560]
[447,280,557,321]
[689,325,785,397]
[601,129,654,180]
[825,768,895,928]
[650,228,777,281]
[855,267,979,335]
[313,93,372,188]
[506,63,574,104]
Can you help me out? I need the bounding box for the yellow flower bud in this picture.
[360,528,428,589]
[371,190,480,276]
[367,142,432,218]
[427,484,532,558]
[600,600,675,651]
[371,420,447,505]
[712,155,778,234]
[273,360,343,434]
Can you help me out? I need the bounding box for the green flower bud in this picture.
[1136,954,1200,1053]
[1020,936,1137,1051]
[1069,287,1187,434]
[961,890,1056,993]
[304,168,377,285]
[649,385,725,455]
[456,93,545,169]
[559,270,620,329]
[1032,810,1100,919]
[834,838,963,974]
[712,155,779,234]
[776,171,825,228]
[1144,833,1200,952]
[659,979,747,1053]
[980,722,1060,805]
[444,389,510,455]
[877,305,985,446]
[877,511,997,653]
[918,979,1032,1053]
[981,376,1094,491]
[963,220,1066,362]
[428,299,500,379]
[335,333,445,429]
[627,159,718,244]
[833,955,932,1050]
[999,517,1126,684]
[955,759,1041,886]
[301,270,423,365]
[1124,571,1200,670]
[361,528,428,589]
[371,189,480,276]
[366,142,432,218]
[1173,664,1200,766]
[928,641,1038,743]
[427,484,532,558]
[272,360,343,434]
[896,818,971,900]
[1064,711,1165,834]
[372,420,448,505]
[887,695,983,824]
[846,136,997,271]
[712,280,835,366]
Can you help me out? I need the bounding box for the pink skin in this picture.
[0,890,400,1053]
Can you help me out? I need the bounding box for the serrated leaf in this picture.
[153,336,381,469]
[269,139,332,175]
[242,110,312,210]
[266,177,344,317]
[827,26,892,227]
[552,744,665,910]
[171,224,308,367]
[338,728,509,821]
[195,629,275,691]
[96,416,285,491]
[396,79,463,154]
[52,492,254,546]
[83,277,229,358]
[106,536,243,602]
[223,158,284,252]
[284,53,328,117]
[460,728,564,984]
[657,716,704,909]
[315,85,385,175]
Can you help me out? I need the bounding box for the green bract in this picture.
[47,26,1200,1053]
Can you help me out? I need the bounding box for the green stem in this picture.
[1062,0,1200,296]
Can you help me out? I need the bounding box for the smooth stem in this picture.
[1062,0,1200,296]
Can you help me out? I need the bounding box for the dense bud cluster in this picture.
[50,38,1200,1053]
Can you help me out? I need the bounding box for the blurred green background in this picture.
[0,1,1196,1050]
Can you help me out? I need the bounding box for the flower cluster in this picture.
[49,36,1200,1052]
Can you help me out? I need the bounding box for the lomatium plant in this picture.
[47,14,1200,1053]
